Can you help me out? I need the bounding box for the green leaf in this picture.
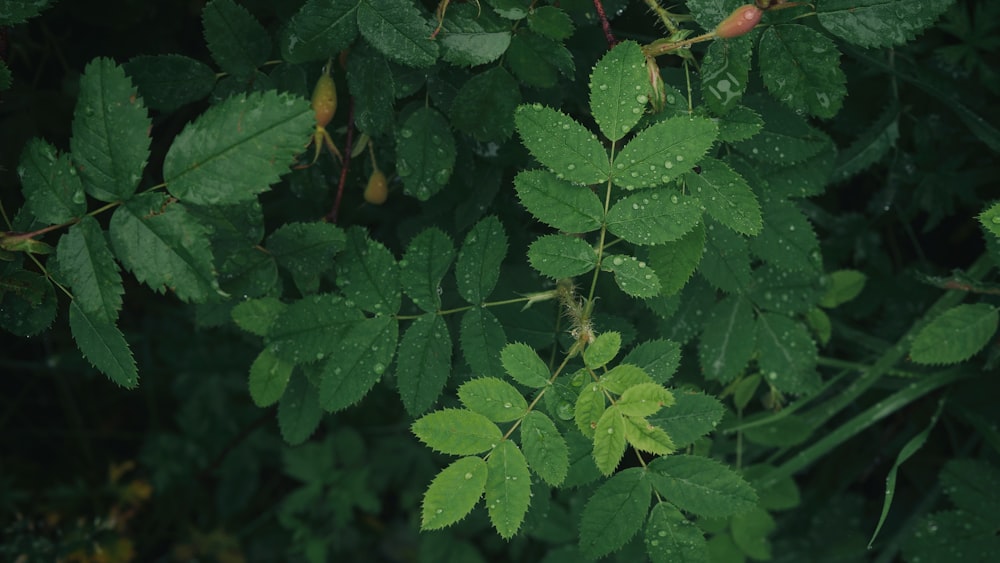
[163,91,314,206]
[733,95,832,166]
[514,170,604,233]
[648,392,726,448]
[412,408,504,455]
[903,509,1000,563]
[266,222,346,295]
[699,294,756,383]
[589,40,650,142]
[715,105,764,143]
[584,331,621,369]
[617,383,674,418]
[514,104,609,185]
[439,6,511,67]
[756,312,819,394]
[0,0,53,25]
[612,116,717,190]
[421,456,488,530]
[685,158,761,236]
[346,43,396,137]
[575,381,606,438]
[741,464,801,511]
[601,364,654,394]
[645,502,709,563]
[460,307,507,378]
[701,35,752,115]
[70,58,150,202]
[486,0,527,19]
[231,297,285,337]
[451,67,520,142]
[396,107,456,201]
[337,227,401,314]
[817,0,953,49]
[832,103,900,182]
[68,300,137,389]
[910,304,999,366]
[520,411,569,486]
[248,347,294,407]
[731,506,775,559]
[505,30,574,89]
[606,190,703,245]
[980,203,1000,238]
[623,414,675,455]
[397,313,452,416]
[0,270,57,337]
[648,455,757,518]
[485,440,532,539]
[401,227,455,313]
[318,315,398,412]
[456,216,507,304]
[700,219,752,293]
[109,193,219,302]
[19,139,86,224]
[750,264,822,315]
[686,0,744,31]
[593,406,628,475]
[751,197,821,273]
[267,293,363,363]
[819,269,867,308]
[56,217,123,323]
[760,148,835,198]
[646,222,705,297]
[278,370,323,446]
[124,55,217,112]
[759,24,846,118]
[579,467,651,559]
[622,339,680,384]
[603,254,662,298]
[280,0,359,64]
[202,0,270,77]
[527,6,574,40]
[500,342,551,388]
[528,234,598,279]
[459,377,528,423]
[358,0,438,68]
[941,459,1000,522]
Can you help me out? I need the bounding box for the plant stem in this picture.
[327,97,355,223]
[592,0,617,48]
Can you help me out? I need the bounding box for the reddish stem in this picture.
[592,0,617,48]
[326,98,355,224]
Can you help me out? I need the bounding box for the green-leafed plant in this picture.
[2,0,999,561]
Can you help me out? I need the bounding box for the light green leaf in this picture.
[277,370,323,445]
[646,502,708,563]
[527,6,574,40]
[486,0,528,19]
[109,193,219,302]
[584,331,621,370]
[70,58,150,202]
[456,216,507,304]
[528,234,597,279]
[248,347,294,407]
[648,455,757,518]
[910,304,999,366]
[439,6,511,67]
[593,406,627,475]
[759,24,846,118]
[733,95,832,167]
[520,411,568,486]
[606,190,702,245]
[648,392,726,448]
[266,222,346,295]
[460,307,506,378]
[280,0,359,64]
[68,300,137,389]
[832,103,900,182]
[346,43,395,137]
[267,293,363,363]
[514,104,609,185]
[485,440,532,539]
[421,456,488,530]
[397,107,456,201]
[401,227,455,313]
[612,116,717,190]
[750,197,821,273]
[514,170,604,233]
[412,408,504,455]
[623,414,675,455]
[451,66,520,141]
[505,30,574,89]
[700,219,752,293]
[357,0,438,68]
[589,40,650,142]
[603,254,662,298]
[337,227,401,314]
[202,0,269,76]
[699,294,756,383]
[701,35,752,115]
[601,364,654,394]
[575,381,606,438]
[819,269,867,308]
[396,313,452,416]
[231,297,286,337]
[500,342,550,388]
[617,383,675,418]
[622,339,680,384]
[318,315,398,412]
[163,91,313,205]
[19,139,86,224]
[459,377,528,422]
[685,157,761,236]
[646,222,705,297]
[56,217,122,323]
[980,203,1000,238]
[579,467,651,559]
[124,55,216,112]
[756,312,819,394]
[817,0,953,49]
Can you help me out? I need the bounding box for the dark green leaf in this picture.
[412,408,504,455]
[500,342,551,388]
[278,370,323,445]
[646,222,705,296]
[528,234,598,279]
[910,304,999,365]
[460,307,506,378]
[699,294,755,383]
[750,264,823,315]
[318,315,398,411]
[485,440,532,539]
[832,102,900,182]
[0,0,53,25]
[439,5,511,67]
[685,157,761,236]
[733,96,832,167]
[401,227,455,313]
[648,455,757,518]
[337,227,401,314]
[231,297,286,337]
[715,105,764,143]
[731,506,776,559]
[357,0,438,68]
[396,107,456,201]
[421,456,487,530]
[589,40,650,142]
[645,502,708,563]
[515,104,608,185]
[579,467,651,559]
[648,392,726,448]
[248,347,294,407]
[603,254,662,298]
[701,35,752,115]
[514,170,604,233]
[459,377,527,422]
[280,0,359,64]
[505,30,574,89]
[266,222,346,295]
[456,216,507,304]
[607,190,702,246]
[124,55,217,112]
[397,313,452,416]
[622,339,680,384]
[756,312,819,394]
[56,217,122,323]
[19,139,86,224]
[267,293,363,363]
[527,6,574,40]
[612,116,717,190]
[750,197,821,273]
[202,0,270,77]
[817,0,953,49]
[520,411,569,486]
[819,269,867,308]
[451,67,521,142]
[70,58,150,202]
[0,269,57,336]
[347,43,396,137]
[759,24,846,118]
[68,300,137,389]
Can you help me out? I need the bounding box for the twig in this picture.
[326,97,356,223]
[593,0,617,48]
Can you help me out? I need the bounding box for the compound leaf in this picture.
[514,104,609,185]
[421,456,488,530]
[267,293,363,363]
[579,467,651,559]
[485,440,532,539]
[648,455,757,518]
[413,408,504,455]
[910,304,998,366]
